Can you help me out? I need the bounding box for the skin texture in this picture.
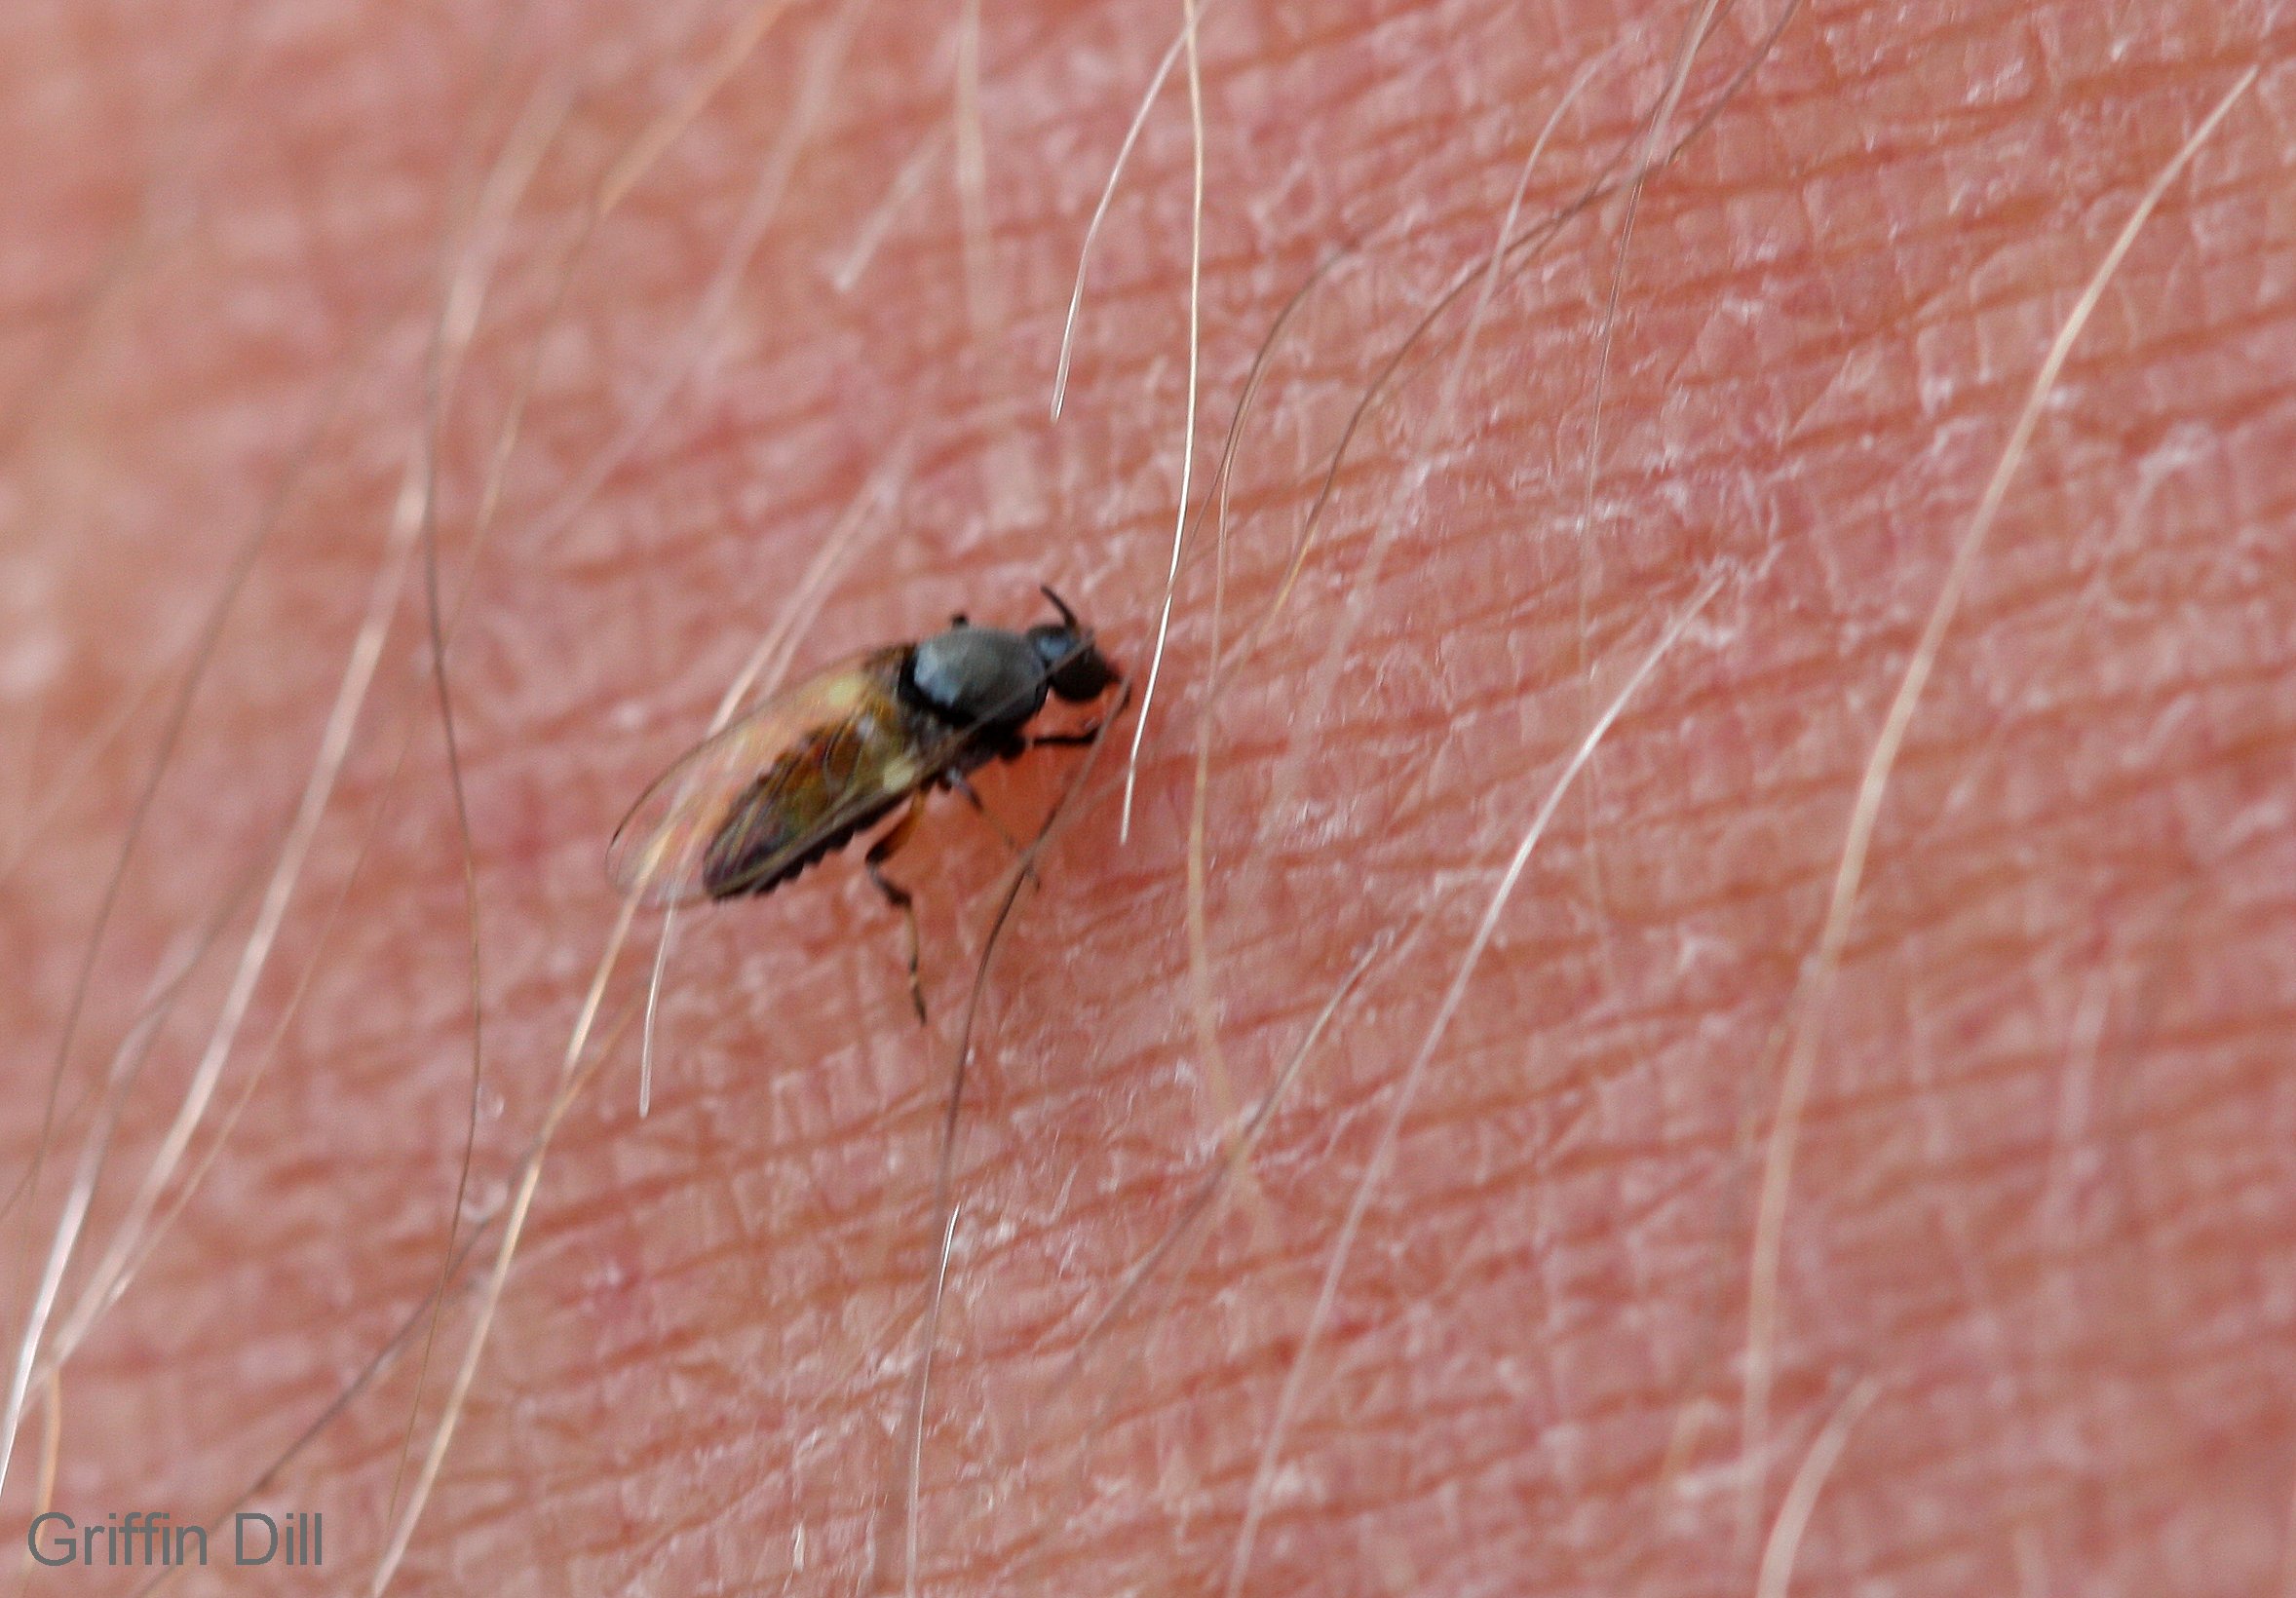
[3,0,2292,1594]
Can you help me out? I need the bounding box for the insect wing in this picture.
[607,651,916,906]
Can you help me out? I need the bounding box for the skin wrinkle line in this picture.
[1892,443,2204,862]
[1222,571,1724,1598]
[598,0,797,217]
[1084,62,1818,1432]
[1735,63,2260,1548]
[453,0,807,590]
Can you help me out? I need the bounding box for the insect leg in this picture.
[948,773,1040,884]
[1031,681,1130,749]
[1031,681,1129,749]
[866,792,930,1024]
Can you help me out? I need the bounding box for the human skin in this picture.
[3,0,2293,1594]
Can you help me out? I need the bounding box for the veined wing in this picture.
[607,647,932,906]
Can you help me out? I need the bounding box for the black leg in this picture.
[1031,683,1129,750]
[1028,720,1105,749]
[865,793,928,1023]
[949,772,1039,883]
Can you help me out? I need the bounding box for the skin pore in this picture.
[4,0,2292,1593]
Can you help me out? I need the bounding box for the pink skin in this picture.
[4,1,2292,1594]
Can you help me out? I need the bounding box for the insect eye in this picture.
[1028,625,1117,702]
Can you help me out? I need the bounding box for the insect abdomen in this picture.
[699,709,910,899]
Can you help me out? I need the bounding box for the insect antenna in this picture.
[1039,584,1081,632]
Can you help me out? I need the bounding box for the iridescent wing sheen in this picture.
[607,648,937,907]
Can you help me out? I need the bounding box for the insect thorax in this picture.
[903,627,1052,735]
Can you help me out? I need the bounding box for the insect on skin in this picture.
[607,587,1124,1018]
